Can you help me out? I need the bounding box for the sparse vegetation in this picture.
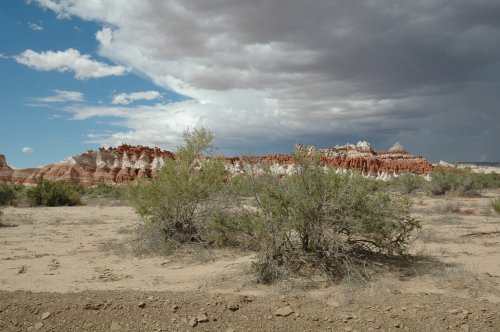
[26,180,82,207]
[86,183,127,200]
[491,197,500,214]
[426,166,480,197]
[476,172,500,189]
[391,173,425,194]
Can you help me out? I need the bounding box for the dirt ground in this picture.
[0,190,499,331]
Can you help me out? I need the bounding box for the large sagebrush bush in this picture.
[128,128,234,247]
[239,148,420,282]
[26,180,81,206]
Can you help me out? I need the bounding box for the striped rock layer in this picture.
[0,145,174,185]
[0,142,433,185]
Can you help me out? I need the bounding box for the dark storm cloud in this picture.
[37,0,500,161]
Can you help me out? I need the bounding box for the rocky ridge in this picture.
[226,142,433,180]
[0,141,433,185]
[0,145,174,185]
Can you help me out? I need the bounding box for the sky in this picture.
[1,0,500,168]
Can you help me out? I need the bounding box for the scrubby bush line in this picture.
[391,173,425,194]
[26,180,82,207]
[426,167,481,197]
[390,167,500,197]
[86,183,127,200]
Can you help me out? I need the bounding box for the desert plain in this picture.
[1,189,499,331]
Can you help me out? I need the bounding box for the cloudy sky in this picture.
[1,0,499,168]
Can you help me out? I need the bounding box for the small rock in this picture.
[384,306,393,311]
[110,321,122,331]
[449,309,460,314]
[226,328,235,332]
[462,324,470,332]
[188,317,198,327]
[41,312,51,320]
[34,322,43,330]
[197,313,209,323]
[275,306,294,317]
[138,301,146,308]
[172,305,179,312]
[228,303,239,312]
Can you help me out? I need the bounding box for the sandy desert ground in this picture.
[1,191,499,331]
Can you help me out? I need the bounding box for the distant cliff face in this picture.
[0,145,175,185]
[225,141,433,180]
[0,142,433,185]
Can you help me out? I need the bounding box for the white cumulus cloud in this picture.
[15,48,129,79]
[112,91,161,105]
[34,90,84,103]
[22,147,34,153]
[28,22,44,30]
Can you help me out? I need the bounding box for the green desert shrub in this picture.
[26,180,81,207]
[128,128,234,247]
[476,172,500,189]
[491,197,500,214]
[426,166,480,197]
[0,182,17,206]
[242,148,420,283]
[391,173,425,194]
[0,183,16,225]
[86,183,127,199]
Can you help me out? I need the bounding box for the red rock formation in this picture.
[0,141,433,186]
[0,154,13,183]
[226,142,433,176]
[0,145,174,186]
